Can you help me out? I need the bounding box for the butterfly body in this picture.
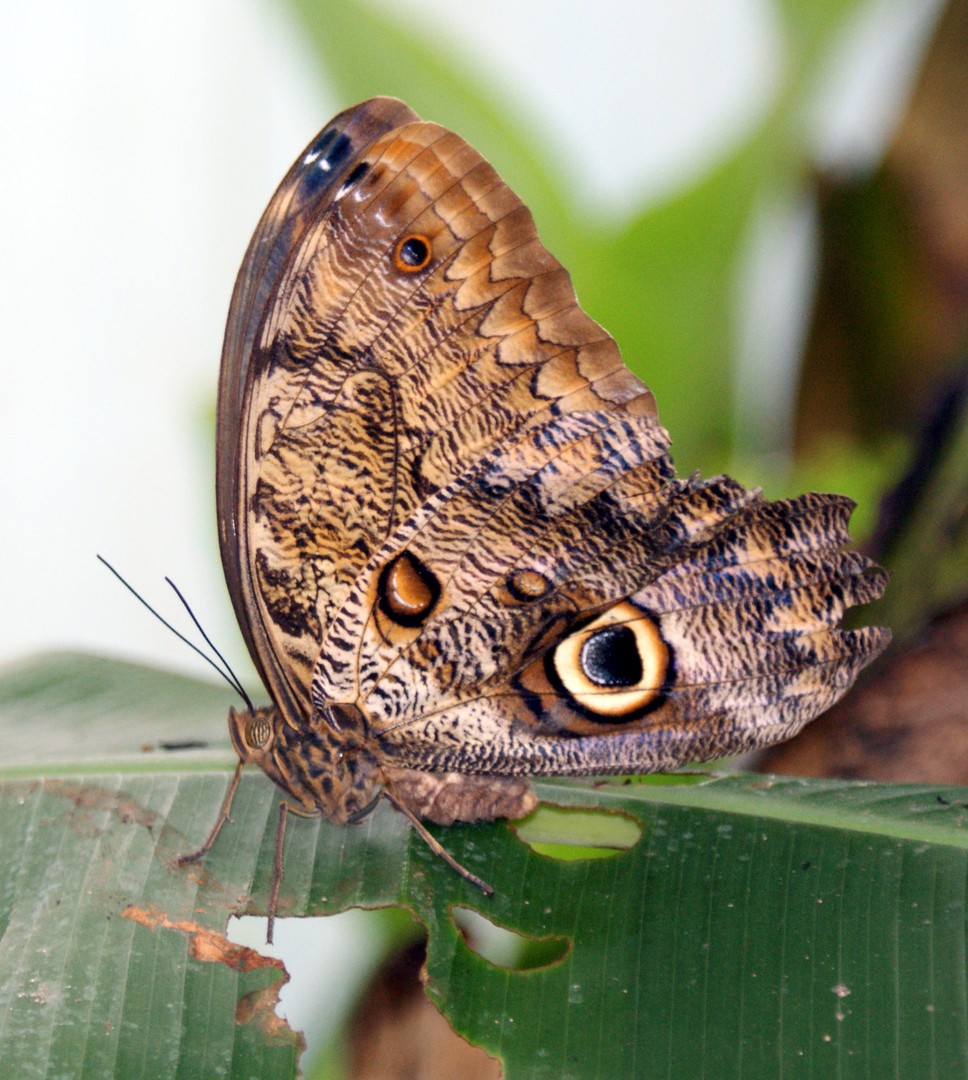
[215,97,888,873]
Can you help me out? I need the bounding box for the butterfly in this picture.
[186,97,889,938]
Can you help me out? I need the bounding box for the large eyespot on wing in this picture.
[376,550,443,633]
[520,601,674,734]
[217,97,419,724]
[547,604,670,717]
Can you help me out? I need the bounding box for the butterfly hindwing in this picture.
[327,413,887,775]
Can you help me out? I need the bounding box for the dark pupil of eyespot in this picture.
[399,237,428,266]
[580,626,642,687]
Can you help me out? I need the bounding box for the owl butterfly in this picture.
[193,97,888,938]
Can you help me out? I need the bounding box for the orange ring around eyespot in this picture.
[393,234,433,273]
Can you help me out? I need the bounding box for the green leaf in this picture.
[2,654,967,1078]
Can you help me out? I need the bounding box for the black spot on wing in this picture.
[294,128,353,201]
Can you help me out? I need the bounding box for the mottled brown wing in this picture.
[220,97,656,727]
[218,98,419,724]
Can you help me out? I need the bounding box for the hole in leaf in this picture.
[451,906,570,971]
[512,804,643,860]
[349,932,503,1078]
[227,906,413,1064]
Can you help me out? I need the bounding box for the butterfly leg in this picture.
[382,790,494,897]
[267,802,288,945]
[176,763,296,944]
[177,759,244,865]
[266,800,323,943]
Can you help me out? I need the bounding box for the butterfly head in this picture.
[226,706,298,803]
[227,705,380,822]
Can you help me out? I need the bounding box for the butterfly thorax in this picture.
[227,703,380,822]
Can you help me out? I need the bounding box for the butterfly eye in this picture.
[378,551,441,627]
[547,602,670,722]
[393,234,433,273]
[245,714,273,749]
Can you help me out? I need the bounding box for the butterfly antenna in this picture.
[97,555,254,712]
[164,575,254,713]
